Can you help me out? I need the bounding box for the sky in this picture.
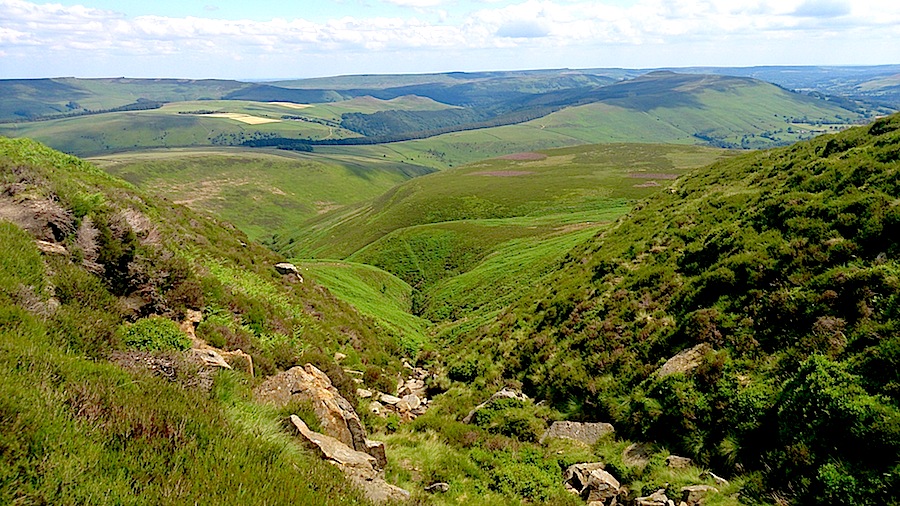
[1,0,899,80]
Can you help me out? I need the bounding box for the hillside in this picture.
[0,136,413,504]
[453,114,900,504]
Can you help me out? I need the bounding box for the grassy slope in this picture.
[461,115,900,504]
[91,148,434,241]
[0,136,413,504]
[281,143,733,259]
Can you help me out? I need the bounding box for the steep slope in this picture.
[0,136,412,504]
[461,115,900,504]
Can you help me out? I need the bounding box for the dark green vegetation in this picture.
[0,137,412,504]
[446,114,900,505]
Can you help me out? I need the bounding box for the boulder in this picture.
[402,394,421,410]
[540,421,615,445]
[584,468,621,504]
[379,393,401,405]
[636,489,674,506]
[656,343,713,378]
[681,485,718,506]
[357,388,374,399]
[256,364,368,455]
[665,455,693,469]
[291,416,409,503]
[563,463,620,505]
[289,415,377,480]
[274,262,303,282]
[462,387,529,424]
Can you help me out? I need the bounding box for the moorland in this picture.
[1,65,899,505]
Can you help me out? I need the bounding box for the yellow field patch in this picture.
[205,113,281,125]
[269,102,312,110]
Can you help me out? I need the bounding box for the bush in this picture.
[120,316,192,351]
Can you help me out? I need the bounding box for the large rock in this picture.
[681,485,718,506]
[289,415,377,480]
[563,463,620,505]
[290,416,410,503]
[256,364,368,455]
[665,455,693,469]
[540,421,615,445]
[274,262,303,282]
[656,343,713,378]
[462,387,529,424]
[636,489,674,506]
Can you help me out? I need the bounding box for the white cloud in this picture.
[1,0,899,78]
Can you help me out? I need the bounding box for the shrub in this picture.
[120,316,192,351]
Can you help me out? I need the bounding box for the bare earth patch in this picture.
[628,172,679,179]
[315,201,343,214]
[498,152,547,161]
[205,113,281,125]
[634,181,662,188]
[468,170,536,177]
[269,102,312,109]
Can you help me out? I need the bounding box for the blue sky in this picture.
[2,0,899,79]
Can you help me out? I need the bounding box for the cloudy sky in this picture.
[2,0,899,79]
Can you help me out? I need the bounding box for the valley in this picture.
[1,66,899,506]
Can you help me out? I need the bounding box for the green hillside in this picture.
[0,136,410,504]
[92,148,434,241]
[455,114,900,504]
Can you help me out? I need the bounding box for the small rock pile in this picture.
[362,362,433,421]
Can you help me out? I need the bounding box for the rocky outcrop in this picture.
[290,415,409,503]
[364,362,434,422]
[656,343,713,378]
[182,309,254,375]
[462,387,529,424]
[563,463,621,506]
[540,421,615,445]
[681,485,718,506]
[256,364,370,455]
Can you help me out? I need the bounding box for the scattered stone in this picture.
[402,394,421,410]
[540,421,615,445]
[666,455,693,469]
[334,352,347,362]
[424,482,450,493]
[357,388,373,399]
[347,474,411,503]
[656,343,713,378]
[379,393,402,405]
[34,239,67,255]
[462,387,529,424]
[636,489,674,506]
[623,442,654,468]
[563,463,621,506]
[700,471,729,487]
[274,262,303,282]
[681,485,718,506]
[369,401,384,415]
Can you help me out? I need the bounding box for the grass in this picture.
[279,143,733,260]
[91,147,434,241]
[293,260,430,354]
